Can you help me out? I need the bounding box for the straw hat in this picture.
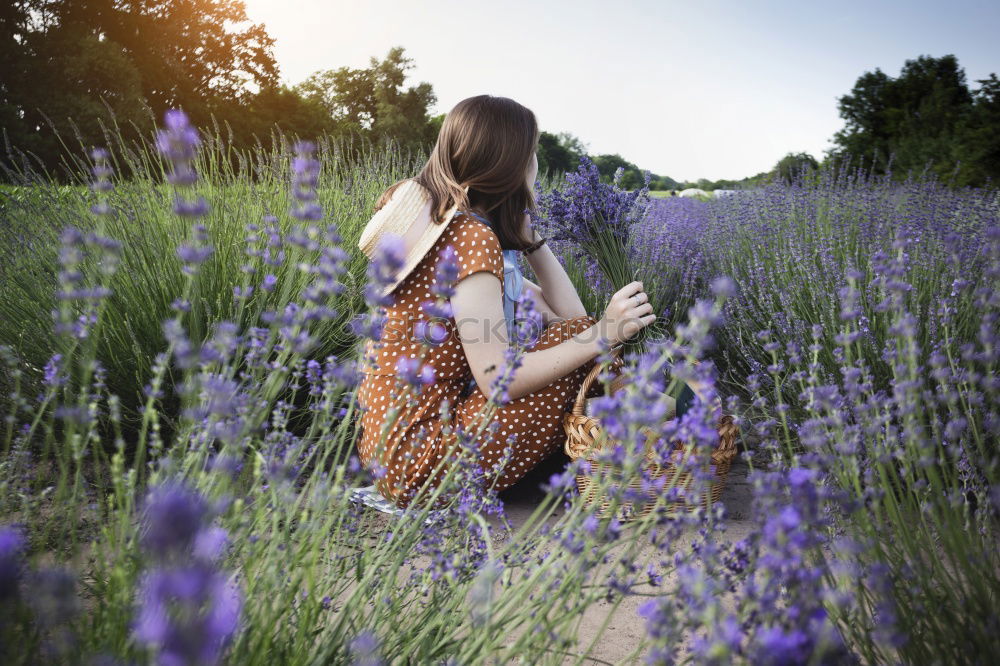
[357,178,468,296]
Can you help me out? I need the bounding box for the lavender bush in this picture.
[0,110,997,664]
[0,118,427,440]
[0,110,742,665]
[534,156,658,323]
[573,164,999,663]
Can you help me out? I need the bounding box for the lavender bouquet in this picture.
[536,156,658,343]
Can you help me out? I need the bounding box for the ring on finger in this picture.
[632,294,640,307]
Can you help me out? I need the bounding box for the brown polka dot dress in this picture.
[356,212,601,509]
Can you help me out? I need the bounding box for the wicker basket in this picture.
[563,357,739,521]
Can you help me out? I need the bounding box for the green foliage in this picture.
[59,0,280,116]
[536,131,587,179]
[956,73,1000,187]
[293,46,438,152]
[0,124,427,441]
[1,0,282,176]
[1,127,998,664]
[831,54,999,186]
[0,3,443,178]
[773,152,819,185]
[589,153,677,191]
[1,26,152,175]
[0,127,736,666]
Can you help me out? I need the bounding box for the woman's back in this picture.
[360,212,506,381]
[356,210,602,509]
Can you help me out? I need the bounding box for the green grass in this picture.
[1,133,426,438]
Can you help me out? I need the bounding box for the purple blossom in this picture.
[89,147,114,215]
[395,357,435,387]
[172,196,210,218]
[536,155,650,248]
[42,353,65,387]
[363,234,405,308]
[176,223,214,275]
[290,141,322,221]
[431,245,460,299]
[158,110,201,162]
[134,567,242,666]
[133,482,242,666]
[535,155,652,309]
[156,109,208,219]
[139,483,211,558]
[348,629,383,665]
[0,525,25,601]
[176,244,214,266]
[52,226,120,336]
[413,320,448,346]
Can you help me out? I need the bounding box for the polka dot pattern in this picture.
[355,213,602,510]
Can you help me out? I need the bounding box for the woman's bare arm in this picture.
[451,272,654,400]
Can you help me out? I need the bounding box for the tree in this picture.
[536,131,586,177]
[233,85,336,144]
[956,74,1000,187]
[1,0,282,175]
[648,174,679,190]
[830,54,996,184]
[3,25,149,176]
[58,0,280,121]
[295,46,437,151]
[774,152,819,184]
[592,154,635,182]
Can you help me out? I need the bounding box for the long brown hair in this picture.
[374,95,539,250]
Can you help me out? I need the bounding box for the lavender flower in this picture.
[348,629,384,666]
[0,525,25,601]
[139,483,211,557]
[42,353,66,388]
[364,235,405,308]
[354,235,406,346]
[176,223,214,276]
[290,141,322,221]
[395,357,435,387]
[89,147,114,215]
[536,155,651,309]
[133,482,242,666]
[52,226,120,337]
[156,109,207,218]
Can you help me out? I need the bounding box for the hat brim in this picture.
[380,200,460,297]
[357,179,465,298]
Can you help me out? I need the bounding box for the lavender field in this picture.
[0,112,998,665]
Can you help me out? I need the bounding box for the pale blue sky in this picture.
[242,0,999,181]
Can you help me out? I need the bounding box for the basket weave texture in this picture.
[563,357,739,521]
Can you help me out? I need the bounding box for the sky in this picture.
[241,0,999,182]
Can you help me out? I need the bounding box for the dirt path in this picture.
[361,453,755,664]
[495,457,754,664]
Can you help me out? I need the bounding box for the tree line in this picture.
[0,0,659,183]
[1,1,442,178]
[2,2,997,188]
[715,55,999,191]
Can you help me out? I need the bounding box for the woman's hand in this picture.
[596,281,655,347]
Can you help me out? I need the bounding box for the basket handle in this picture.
[570,349,623,417]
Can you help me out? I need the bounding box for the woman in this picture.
[355,95,657,510]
